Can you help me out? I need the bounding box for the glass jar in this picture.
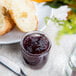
[20,31,51,69]
[65,43,76,76]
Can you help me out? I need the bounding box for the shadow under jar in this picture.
[20,31,51,69]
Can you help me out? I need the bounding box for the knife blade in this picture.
[0,56,27,76]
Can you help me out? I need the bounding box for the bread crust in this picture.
[0,0,38,35]
[0,7,15,35]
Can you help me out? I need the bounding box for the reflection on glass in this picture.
[65,43,76,76]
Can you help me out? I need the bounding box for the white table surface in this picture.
[0,6,76,76]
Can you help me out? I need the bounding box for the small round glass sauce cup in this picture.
[65,43,76,76]
[20,31,51,69]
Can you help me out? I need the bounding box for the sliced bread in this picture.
[0,0,38,33]
[0,6,15,35]
[9,0,38,32]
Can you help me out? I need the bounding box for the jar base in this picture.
[23,56,48,69]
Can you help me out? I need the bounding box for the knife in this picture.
[0,56,27,76]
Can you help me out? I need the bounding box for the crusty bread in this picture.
[0,0,38,33]
[9,0,38,32]
[0,6,15,35]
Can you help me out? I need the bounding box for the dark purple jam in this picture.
[21,33,51,69]
[23,33,49,54]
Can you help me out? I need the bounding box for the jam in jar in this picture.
[20,31,51,69]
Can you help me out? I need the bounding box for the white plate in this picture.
[0,2,52,44]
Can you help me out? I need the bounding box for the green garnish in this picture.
[59,0,76,5]
[44,1,66,8]
[71,8,76,13]
[45,13,76,43]
[44,0,76,13]
[44,0,76,44]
